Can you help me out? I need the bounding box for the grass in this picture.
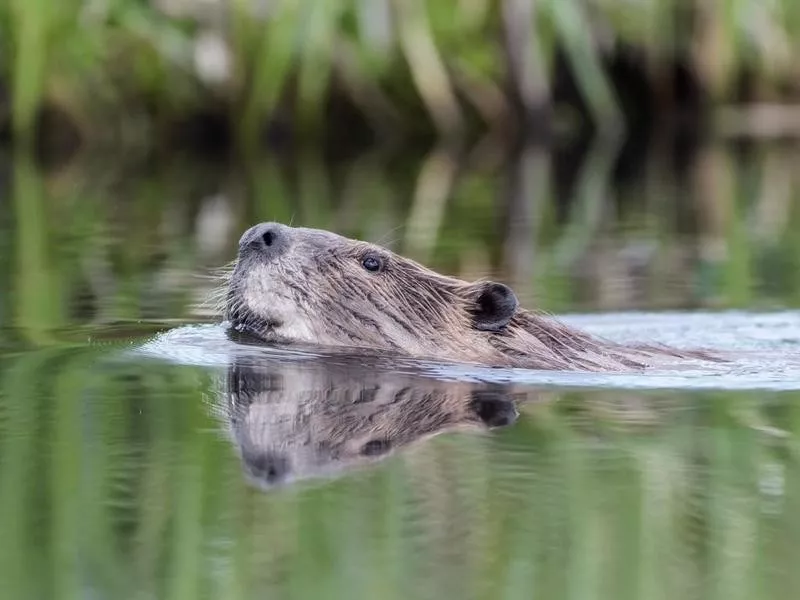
[2,0,800,149]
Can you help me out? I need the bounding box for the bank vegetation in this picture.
[2,0,800,155]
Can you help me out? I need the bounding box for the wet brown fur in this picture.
[224,224,716,372]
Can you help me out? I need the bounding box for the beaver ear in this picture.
[469,389,519,427]
[467,282,518,332]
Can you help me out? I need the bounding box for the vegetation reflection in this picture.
[0,347,798,598]
[4,139,800,346]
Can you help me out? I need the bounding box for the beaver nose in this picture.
[238,222,289,261]
[470,391,519,427]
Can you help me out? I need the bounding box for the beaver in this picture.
[221,356,522,489]
[224,222,714,372]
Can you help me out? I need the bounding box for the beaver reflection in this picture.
[222,358,520,489]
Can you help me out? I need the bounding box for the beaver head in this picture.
[225,222,697,371]
[226,222,522,360]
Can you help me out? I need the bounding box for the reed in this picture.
[2,0,800,149]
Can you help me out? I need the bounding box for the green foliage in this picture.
[2,0,800,146]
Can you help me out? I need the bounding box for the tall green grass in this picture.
[3,0,800,148]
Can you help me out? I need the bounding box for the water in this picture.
[2,139,800,599]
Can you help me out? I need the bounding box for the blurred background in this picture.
[1,0,800,333]
[3,0,800,152]
[2,2,800,599]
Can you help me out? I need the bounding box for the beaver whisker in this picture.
[228,302,282,340]
[191,262,240,316]
[204,261,236,282]
[373,224,406,247]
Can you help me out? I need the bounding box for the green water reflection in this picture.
[2,347,799,599]
[1,139,800,599]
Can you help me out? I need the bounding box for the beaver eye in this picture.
[361,254,383,273]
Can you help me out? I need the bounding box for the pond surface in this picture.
[2,139,800,599]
